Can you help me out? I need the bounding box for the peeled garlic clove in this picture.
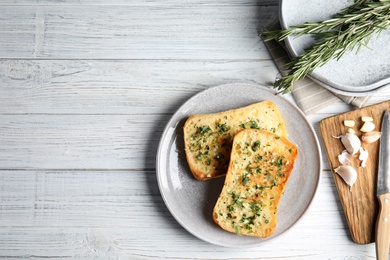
[361,116,373,122]
[360,121,375,132]
[361,131,382,144]
[344,120,355,127]
[338,150,355,165]
[359,147,368,167]
[333,133,361,155]
[334,165,357,190]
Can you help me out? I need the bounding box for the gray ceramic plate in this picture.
[156,83,321,247]
[307,73,390,97]
[280,0,390,95]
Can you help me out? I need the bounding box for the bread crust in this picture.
[212,129,298,238]
[183,101,287,180]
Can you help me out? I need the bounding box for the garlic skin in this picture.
[333,133,361,155]
[334,165,358,190]
[361,131,382,144]
[359,147,369,167]
[338,150,355,165]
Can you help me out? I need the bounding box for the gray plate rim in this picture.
[156,83,322,248]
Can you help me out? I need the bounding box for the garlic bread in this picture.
[213,129,298,238]
[183,101,287,180]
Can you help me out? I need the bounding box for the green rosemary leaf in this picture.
[261,0,390,93]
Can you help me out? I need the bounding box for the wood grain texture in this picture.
[0,5,277,59]
[0,0,388,258]
[319,101,390,245]
[0,59,278,114]
[0,114,168,169]
[376,193,390,260]
[0,0,279,5]
[0,170,374,259]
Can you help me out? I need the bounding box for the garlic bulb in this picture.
[334,165,358,191]
[333,133,361,155]
[361,131,382,144]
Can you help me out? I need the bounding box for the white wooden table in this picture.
[1,1,389,259]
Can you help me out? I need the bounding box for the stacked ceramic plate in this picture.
[279,0,390,96]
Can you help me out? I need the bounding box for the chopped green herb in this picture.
[233,223,241,234]
[242,173,250,186]
[197,125,212,136]
[274,156,285,167]
[216,122,229,134]
[256,155,263,161]
[251,140,261,152]
[206,158,212,165]
[250,119,259,129]
[240,213,247,223]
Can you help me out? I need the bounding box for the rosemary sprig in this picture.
[262,0,368,42]
[261,0,390,94]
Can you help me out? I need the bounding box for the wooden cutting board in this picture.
[319,100,390,244]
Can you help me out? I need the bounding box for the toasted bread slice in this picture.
[183,101,287,180]
[213,129,298,238]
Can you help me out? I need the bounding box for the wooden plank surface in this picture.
[319,101,390,245]
[0,114,167,169]
[0,59,277,114]
[0,170,375,259]
[0,5,276,59]
[0,0,389,258]
[0,0,279,5]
